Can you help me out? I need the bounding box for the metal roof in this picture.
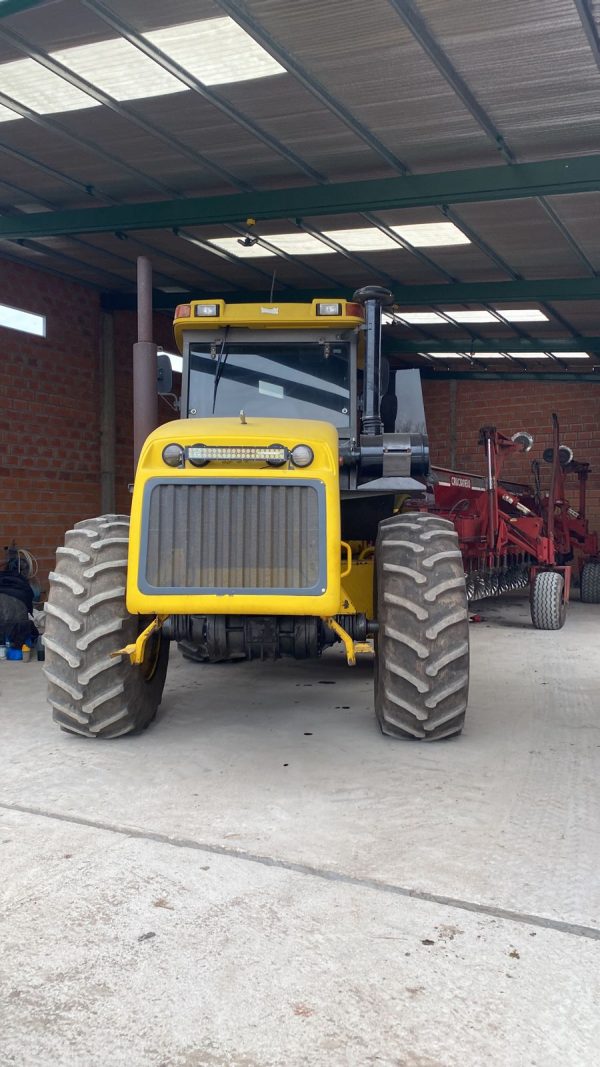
[0,0,600,375]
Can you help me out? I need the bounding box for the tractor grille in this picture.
[144,480,323,592]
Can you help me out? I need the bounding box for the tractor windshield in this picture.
[187,341,351,427]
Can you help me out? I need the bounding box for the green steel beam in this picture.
[389,278,600,304]
[102,276,600,311]
[387,338,600,354]
[419,369,600,382]
[1,154,600,240]
[0,0,49,15]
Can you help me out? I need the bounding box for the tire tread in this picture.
[375,513,469,741]
[45,515,168,738]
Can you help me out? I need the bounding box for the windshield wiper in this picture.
[211,327,230,413]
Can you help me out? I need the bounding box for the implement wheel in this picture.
[530,570,567,630]
[581,561,600,604]
[374,513,470,741]
[45,515,169,738]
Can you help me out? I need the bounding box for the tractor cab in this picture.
[174,298,360,442]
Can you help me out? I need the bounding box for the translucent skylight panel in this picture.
[470,353,508,359]
[396,311,448,324]
[553,352,589,359]
[391,222,470,246]
[268,232,336,254]
[208,237,276,258]
[422,356,465,364]
[12,203,51,213]
[0,57,99,114]
[322,227,399,251]
[494,309,548,322]
[507,352,549,359]
[0,101,20,122]
[52,38,184,101]
[445,310,498,323]
[144,17,285,86]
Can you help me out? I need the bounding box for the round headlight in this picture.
[290,444,314,468]
[162,443,184,467]
[266,443,287,468]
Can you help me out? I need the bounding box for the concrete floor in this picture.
[1,594,600,1066]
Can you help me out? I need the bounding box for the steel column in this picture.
[133,257,158,467]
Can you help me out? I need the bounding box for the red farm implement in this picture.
[427,415,599,629]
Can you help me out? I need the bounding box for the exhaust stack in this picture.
[353,285,394,436]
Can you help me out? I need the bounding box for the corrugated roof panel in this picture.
[414,0,600,159]
[0,0,103,59]
[543,192,600,272]
[108,0,222,35]
[2,0,220,50]
[241,0,501,171]
[217,76,393,181]
[127,89,306,186]
[451,200,591,279]
[547,301,600,335]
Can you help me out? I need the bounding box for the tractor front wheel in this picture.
[374,513,470,741]
[530,570,567,630]
[45,515,169,738]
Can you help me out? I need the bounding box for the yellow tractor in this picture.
[45,286,469,740]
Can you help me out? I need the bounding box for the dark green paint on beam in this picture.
[2,154,600,240]
[388,338,600,354]
[102,276,600,313]
[0,0,49,15]
[419,370,600,382]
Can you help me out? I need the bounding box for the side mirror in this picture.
[157,352,173,395]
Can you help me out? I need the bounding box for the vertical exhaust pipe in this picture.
[353,285,394,436]
[133,256,158,467]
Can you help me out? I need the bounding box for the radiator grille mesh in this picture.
[145,481,321,591]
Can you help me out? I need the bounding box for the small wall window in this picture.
[0,302,46,337]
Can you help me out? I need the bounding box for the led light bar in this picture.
[188,445,288,463]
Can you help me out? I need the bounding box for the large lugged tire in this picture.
[374,513,470,741]
[580,561,600,604]
[44,515,169,738]
[530,570,567,629]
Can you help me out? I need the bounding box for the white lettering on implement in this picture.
[260,306,279,315]
[451,475,471,489]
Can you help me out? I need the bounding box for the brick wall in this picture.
[0,258,175,594]
[422,377,600,534]
[0,260,102,594]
